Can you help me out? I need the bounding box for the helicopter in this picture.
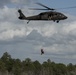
[18,3,76,24]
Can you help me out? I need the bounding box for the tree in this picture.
[67,63,75,71]
[1,52,11,62]
[33,60,42,75]
[22,58,35,72]
[22,58,35,75]
[12,59,22,75]
[1,52,13,72]
[42,60,53,75]
[56,63,67,75]
[0,59,6,71]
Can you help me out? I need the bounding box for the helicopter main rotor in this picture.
[29,2,76,11]
[29,2,55,11]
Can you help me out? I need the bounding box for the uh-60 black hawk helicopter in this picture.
[18,3,76,24]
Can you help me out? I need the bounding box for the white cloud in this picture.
[0,3,76,64]
[62,21,76,34]
[0,0,37,8]
[0,28,26,40]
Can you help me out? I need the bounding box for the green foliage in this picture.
[56,63,67,75]
[22,58,35,72]
[12,59,22,75]
[0,52,76,75]
[1,52,11,62]
[0,59,6,71]
[1,52,12,72]
[67,63,75,71]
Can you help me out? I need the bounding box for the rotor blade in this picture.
[58,6,76,10]
[29,8,50,10]
[36,2,55,10]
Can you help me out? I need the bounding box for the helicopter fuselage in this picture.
[18,9,67,23]
[26,11,67,20]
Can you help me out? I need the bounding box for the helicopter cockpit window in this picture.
[59,14,62,16]
[39,13,45,15]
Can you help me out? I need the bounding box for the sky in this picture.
[0,0,76,64]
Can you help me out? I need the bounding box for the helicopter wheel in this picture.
[57,20,59,23]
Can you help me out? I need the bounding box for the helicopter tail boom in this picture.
[18,9,27,20]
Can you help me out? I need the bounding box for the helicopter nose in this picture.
[65,16,68,19]
[64,16,68,19]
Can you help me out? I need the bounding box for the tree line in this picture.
[0,52,76,75]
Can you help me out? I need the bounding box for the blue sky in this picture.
[37,0,76,15]
[6,0,76,15]
[38,0,76,7]
[0,0,76,64]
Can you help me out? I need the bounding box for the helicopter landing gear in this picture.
[27,20,30,24]
[56,20,59,23]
